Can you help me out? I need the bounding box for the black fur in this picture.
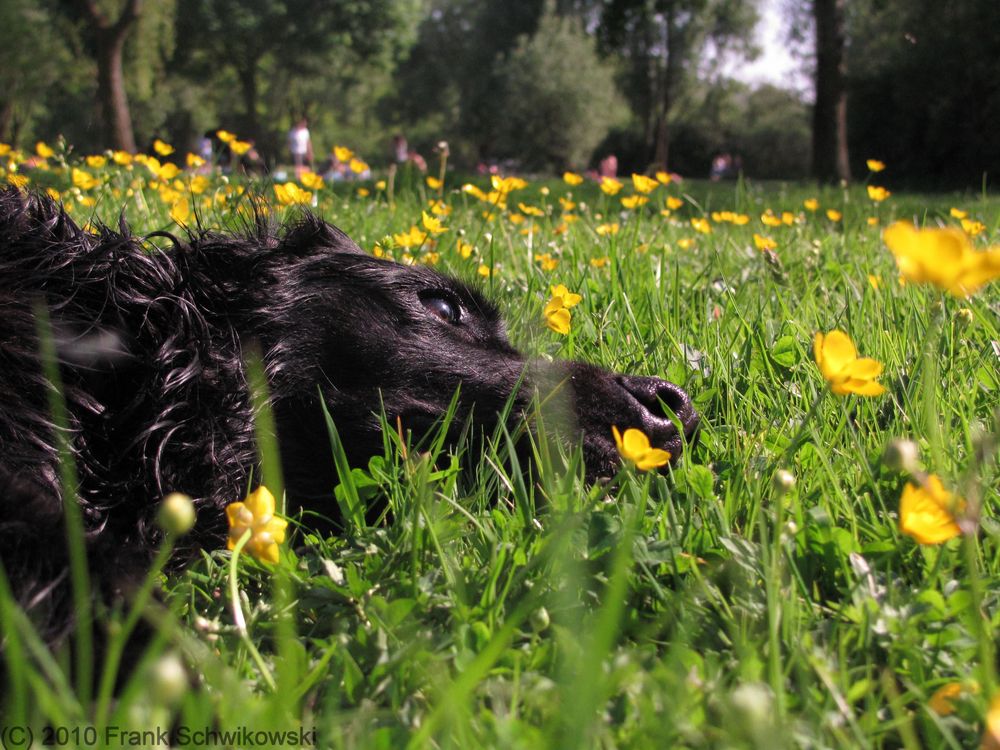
[0,188,698,637]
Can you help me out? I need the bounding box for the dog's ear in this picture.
[280,214,364,256]
[0,188,86,249]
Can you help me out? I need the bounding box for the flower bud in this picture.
[955,308,974,330]
[530,606,551,633]
[158,492,196,536]
[883,438,920,474]
[150,652,187,706]
[771,469,796,496]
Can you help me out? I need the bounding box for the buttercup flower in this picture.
[153,139,174,156]
[299,170,323,190]
[753,234,776,251]
[426,176,442,191]
[631,173,659,194]
[804,198,819,212]
[421,211,447,235]
[274,182,312,206]
[665,196,684,211]
[813,330,886,396]
[866,159,886,172]
[562,171,583,186]
[826,209,842,222]
[867,185,891,202]
[333,145,354,162]
[599,177,623,195]
[543,284,581,335]
[898,474,964,545]
[883,221,1000,296]
[226,486,288,564]
[612,426,671,471]
[949,207,968,220]
[621,195,648,209]
[36,141,54,159]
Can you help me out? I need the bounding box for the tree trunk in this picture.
[96,30,137,153]
[238,63,260,142]
[812,0,851,183]
[78,0,141,153]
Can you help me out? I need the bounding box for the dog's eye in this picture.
[420,294,461,324]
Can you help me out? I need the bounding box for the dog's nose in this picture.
[617,375,699,442]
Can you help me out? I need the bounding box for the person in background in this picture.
[289,116,313,178]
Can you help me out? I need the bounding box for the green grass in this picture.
[2,155,1000,748]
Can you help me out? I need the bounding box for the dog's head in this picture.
[251,217,699,501]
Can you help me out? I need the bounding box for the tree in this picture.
[597,0,760,170]
[174,0,411,145]
[811,0,850,182]
[494,14,624,169]
[0,1,73,144]
[72,0,144,153]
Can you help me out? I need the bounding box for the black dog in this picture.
[0,187,698,636]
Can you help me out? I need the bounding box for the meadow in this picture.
[2,139,1000,749]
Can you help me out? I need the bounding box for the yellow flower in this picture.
[677,238,695,250]
[170,198,191,225]
[590,256,610,268]
[595,222,619,236]
[349,158,369,174]
[655,171,671,184]
[490,175,528,194]
[544,297,571,335]
[225,486,287,564]
[456,239,474,258]
[333,145,354,162]
[867,274,881,290]
[867,185,891,202]
[0,143,10,156]
[426,176,442,191]
[665,196,684,211]
[462,183,489,202]
[357,188,370,197]
[153,139,174,156]
[230,140,252,156]
[950,207,968,220]
[983,692,1000,750]
[826,209,843,222]
[518,202,544,217]
[621,194,648,209]
[186,153,205,168]
[550,284,582,307]
[421,211,447,235]
[867,216,880,226]
[883,221,1000,296]
[85,155,107,169]
[112,150,133,166]
[477,264,496,277]
[928,682,977,716]
[599,177,623,195]
[804,198,819,212]
[631,173,659,194]
[299,170,324,190]
[813,330,886,396]
[216,130,237,143]
[866,159,886,172]
[72,168,99,191]
[46,187,61,200]
[429,199,451,216]
[393,225,429,248]
[189,175,209,194]
[612,426,671,471]
[761,211,783,227]
[36,141,55,159]
[559,197,576,211]
[274,182,312,206]
[375,179,387,191]
[898,475,964,545]
[534,253,559,271]
[753,234,777,251]
[690,217,712,234]
[6,173,29,189]
[562,171,583,186]
[961,218,986,236]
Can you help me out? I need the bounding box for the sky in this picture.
[728,0,811,93]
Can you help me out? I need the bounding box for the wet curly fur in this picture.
[0,187,698,638]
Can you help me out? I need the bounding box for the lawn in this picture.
[3,142,1000,748]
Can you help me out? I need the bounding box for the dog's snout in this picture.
[617,375,699,439]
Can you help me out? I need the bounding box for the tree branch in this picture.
[112,0,143,37]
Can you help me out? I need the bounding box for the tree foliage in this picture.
[493,14,625,170]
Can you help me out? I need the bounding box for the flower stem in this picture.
[229,528,276,691]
